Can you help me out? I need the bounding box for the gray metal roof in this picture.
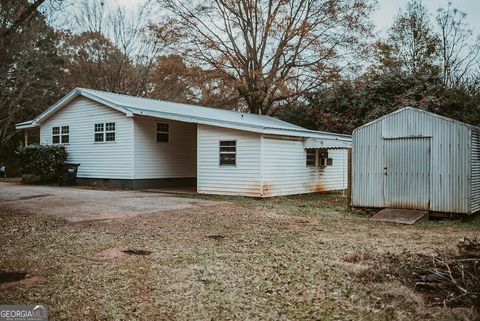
[16,87,351,142]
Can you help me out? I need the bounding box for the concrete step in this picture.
[371,208,429,225]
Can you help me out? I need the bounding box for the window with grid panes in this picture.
[94,122,115,142]
[52,126,69,144]
[219,141,236,165]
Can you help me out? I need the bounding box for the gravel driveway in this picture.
[0,182,225,222]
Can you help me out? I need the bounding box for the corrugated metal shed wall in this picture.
[352,108,472,214]
[471,129,480,213]
[352,119,385,207]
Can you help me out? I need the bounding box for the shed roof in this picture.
[353,107,480,134]
[16,87,351,142]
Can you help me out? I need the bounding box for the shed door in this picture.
[384,138,431,210]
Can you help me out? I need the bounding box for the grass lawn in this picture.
[1,193,479,320]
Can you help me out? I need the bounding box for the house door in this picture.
[383,138,431,210]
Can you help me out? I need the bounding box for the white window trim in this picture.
[156,122,170,143]
[94,122,116,144]
[219,140,237,167]
[52,125,70,145]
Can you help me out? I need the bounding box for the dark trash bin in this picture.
[59,163,80,186]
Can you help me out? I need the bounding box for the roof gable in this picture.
[354,107,480,134]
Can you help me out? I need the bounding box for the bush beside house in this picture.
[16,144,68,183]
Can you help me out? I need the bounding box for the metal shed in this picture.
[351,107,480,215]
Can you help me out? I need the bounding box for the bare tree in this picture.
[149,54,241,108]
[376,0,440,77]
[153,0,374,115]
[63,0,160,96]
[436,3,480,87]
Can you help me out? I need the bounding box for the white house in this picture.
[16,88,351,197]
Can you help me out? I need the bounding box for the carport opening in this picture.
[132,118,198,192]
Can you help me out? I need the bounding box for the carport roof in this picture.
[15,87,351,142]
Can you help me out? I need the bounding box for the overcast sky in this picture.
[373,0,480,34]
[111,0,480,36]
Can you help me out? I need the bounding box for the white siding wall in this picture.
[197,125,262,196]
[40,97,133,179]
[133,117,196,179]
[261,137,348,197]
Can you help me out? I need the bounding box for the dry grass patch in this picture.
[1,193,479,320]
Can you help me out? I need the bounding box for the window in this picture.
[105,123,115,141]
[94,123,104,142]
[52,126,69,144]
[306,149,316,166]
[61,126,69,144]
[306,148,333,167]
[94,122,115,142]
[220,141,236,166]
[318,148,333,167]
[156,123,169,143]
[52,127,60,144]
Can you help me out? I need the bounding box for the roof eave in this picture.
[15,121,38,129]
[133,108,351,141]
[131,108,267,134]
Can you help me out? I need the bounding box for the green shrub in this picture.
[16,144,68,182]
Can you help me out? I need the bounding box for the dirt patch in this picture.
[0,271,41,286]
[99,247,152,260]
[99,247,127,260]
[121,249,152,256]
[207,234,225,241]
[0,271,26,283]
[15,276,42,286]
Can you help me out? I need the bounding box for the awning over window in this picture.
[304,137,351,149]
